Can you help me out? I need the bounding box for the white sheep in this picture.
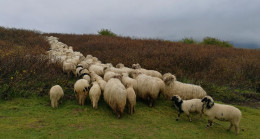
[62,61,76,77]
[132,63,162,79]
[163,74,207,100]
[171,95,203,121]
[122,72,137,92]
[74,79,90,106]
[131,72,160,107]
[89,81,102,109]
[76,66,83,77]
[90,72,107,92]
[104,71,120,82]
[89,64,105,77]
[116,63,125,68]
[201,96,242,135]
[49,85,64,108]
[126,84,136,115]
[104,78,127,118]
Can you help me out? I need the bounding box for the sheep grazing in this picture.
[90,72,107,92]
[171,95,203,121]
[76,66,83,77]
[104,78,127,118]
[163,74,207,100]
[62,61,76,77]
[131,72,160,107]
[74,79,90,106]
[201,96,242,135]
[126,84,136,115]
[89,81,102,109]
[49,85,64,108]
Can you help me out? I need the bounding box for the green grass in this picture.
[0,97,259,138]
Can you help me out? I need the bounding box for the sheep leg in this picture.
[187,115,192,122]
[234,124,240,135]
[227,123,233,131]
[51,100,55,108]
[207,120,213,128]
[176,113,181,121]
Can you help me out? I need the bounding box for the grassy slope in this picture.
[0,97,259,138]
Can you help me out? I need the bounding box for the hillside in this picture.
[0,27,260,138]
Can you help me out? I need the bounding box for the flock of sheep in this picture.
[46,36,242,135]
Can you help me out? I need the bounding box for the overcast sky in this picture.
[0,0,260,48]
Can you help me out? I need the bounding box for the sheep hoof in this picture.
[176,119,179,121]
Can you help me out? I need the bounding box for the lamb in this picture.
[62,61,76,77]
[49,85,64,108]
[171,95,203,121]
[131,71,160,107]
[163,74,206,100]
[126,84,136,115]
[104,78,127,118]
[74,79,90,106]
[201,96,242,135]
[89,81,102,109]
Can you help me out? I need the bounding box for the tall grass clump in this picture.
[180,37,197,44]
[98,29,117,37]
[201,37,234,48]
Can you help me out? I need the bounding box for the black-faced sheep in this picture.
[104,78,127,118]
[163,74,206,100]
[74,79,90,106]
[201,96,242,134]
[171,95,203,121]
[49,85,64,108]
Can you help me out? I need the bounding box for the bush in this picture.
[180,37,197,44]
[98,29,117,37]
[201,37,233,48]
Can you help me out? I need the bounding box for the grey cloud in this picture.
[0,0,259,48]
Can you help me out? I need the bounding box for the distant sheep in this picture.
[49,85,64,108]
[89,81,102,109]
[126,84,136,115]
[132,63,162,79]
[163,74,206,100]
[116,63,125,68]
[74,79,90,106]
[201,96,242,135]
[104,78,127,118]
[171,95,203,121]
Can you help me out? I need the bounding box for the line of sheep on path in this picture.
[46,36,242,134]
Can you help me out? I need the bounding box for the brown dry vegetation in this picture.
[47,33,260,90]
[0,27,71,100]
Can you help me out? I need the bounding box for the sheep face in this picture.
[163,75,176,85]
[132,63,141,69]
[171,95,182,102]
[201,96,214,109]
